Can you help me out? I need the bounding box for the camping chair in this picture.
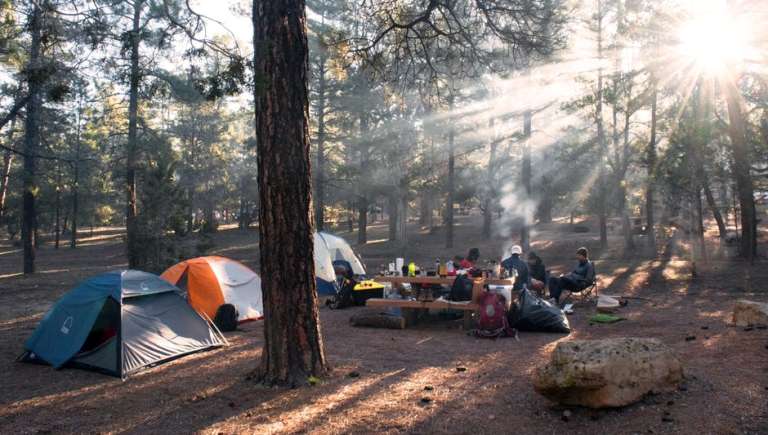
[572,265,598,304]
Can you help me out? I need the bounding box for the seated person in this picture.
[549,247,595,305]
[460,248,480,270]
[527,251,547,293]
[501,245,530,291]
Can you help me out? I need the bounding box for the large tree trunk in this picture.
[356,113,369,244]
[595,0,608,249]
[54,168,61,249]
[21,3,43,274]
[238,176,248,229]
[703,178,727,240]
[357,197,368,244]
[520,111,532,251]
[446,101,455,249]
[387,194,398,241]
[482,118,497,239]
[537,174,553,223]
[125,0,142,268]
[621,81,635,253]
[723,79,757,261]
[314,48,327,232]
[0,148,13,221]
[252,0,327,386]
[645,83,657,254]
[70,102,82,249]
[398,192,408,244]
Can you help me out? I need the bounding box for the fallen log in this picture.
[350,311,406,329]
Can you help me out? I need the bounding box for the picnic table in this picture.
[366,275,515,328]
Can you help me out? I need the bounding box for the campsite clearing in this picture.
[1,217,767,434]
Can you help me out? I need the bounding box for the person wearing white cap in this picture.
[501,245,530,291]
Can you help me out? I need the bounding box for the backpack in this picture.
[213,303,239,332]
[449,274,474,301]
[326,277,357,309]
[474,292,517,339]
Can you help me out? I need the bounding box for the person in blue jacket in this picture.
[501,245,530,291]
[549,247,595,305]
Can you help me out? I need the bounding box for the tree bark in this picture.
[621,80,635,253]
[388,194,398,241]
[357,113,369,244]
[357,197,368,244]
[252,0,328,386]
[645,82,657,254]
[723,79,757,261]
[537,174,553,223]
[446,98,455,249]
[595,0,608,249]
[54,169,61,249]
[0,147,14,221]
[703,178,726,240]
[482,118,497,239]
[125,0,143,268]
[70,100,82,249]
[314,46,327,232]
[21,2,43,274]
[521,111,532,251]
[399,192,408,244]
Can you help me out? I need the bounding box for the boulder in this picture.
[732,300,768,327]
[532,337,683,408]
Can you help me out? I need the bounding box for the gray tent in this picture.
[22,270,227,378]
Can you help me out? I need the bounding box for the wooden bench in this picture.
[366,275,515,329]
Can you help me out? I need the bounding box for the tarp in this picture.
[509,288,571,333]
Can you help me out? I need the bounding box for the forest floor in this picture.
[0,214,767,434]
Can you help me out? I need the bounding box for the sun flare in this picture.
[677,6,753,76]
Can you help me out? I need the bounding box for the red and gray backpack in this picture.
[474,292,517,339]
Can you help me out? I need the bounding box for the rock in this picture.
[420,397,432,404]
[532,338,683,408]
[597,295,621,313]
[732,300,768,327]
[561,410,572,422]
[685,335,696,341]
[424,385,434,391]
[348,371,360,378]
[456,367,467,372]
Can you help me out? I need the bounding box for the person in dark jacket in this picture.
[501,245,530,291]
[549,247,595,305]
[527,251,547,294]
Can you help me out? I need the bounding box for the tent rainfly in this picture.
[161,256,263,322]
[21,270,226,378]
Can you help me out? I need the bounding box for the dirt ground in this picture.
[1,215,767,434]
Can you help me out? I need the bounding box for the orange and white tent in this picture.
[160,256,263,322]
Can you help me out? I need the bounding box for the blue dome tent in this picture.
[21,270,226,378]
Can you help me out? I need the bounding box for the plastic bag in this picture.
[508,288,570,333]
